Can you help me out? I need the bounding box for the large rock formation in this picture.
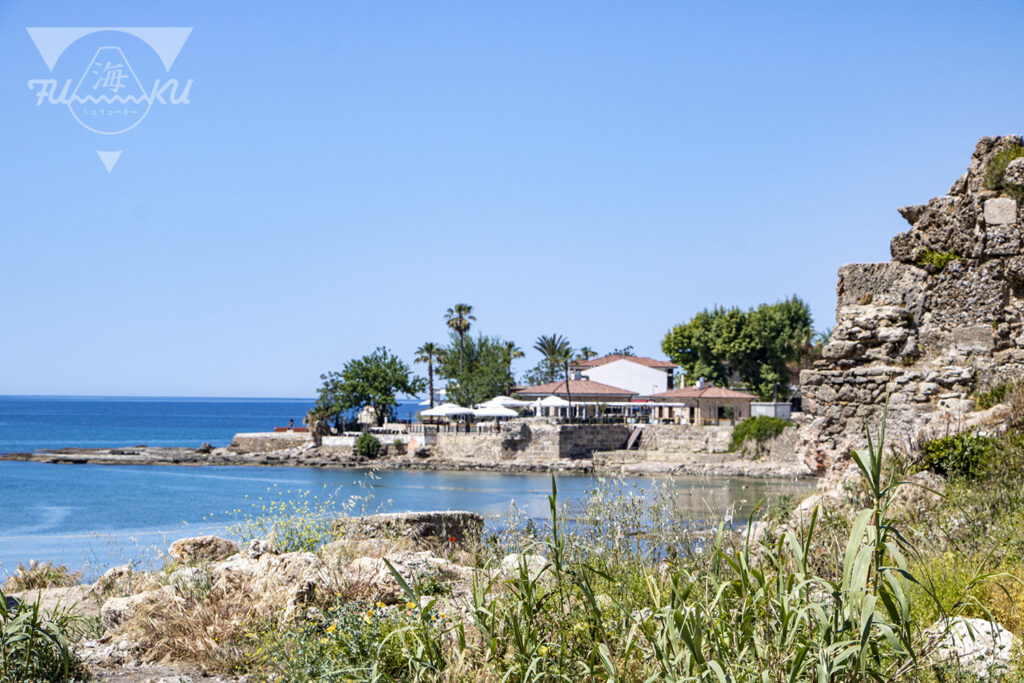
[800,135,1024,470]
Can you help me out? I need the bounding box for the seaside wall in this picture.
[229,432,312,452]
[635,424,733,453]
[799,135,1024,471]
[432,422,631,461]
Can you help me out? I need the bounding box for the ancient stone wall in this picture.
[229,432,312,452]
[432,422,630,461]
[800,136,1024,470]
[635,424,733,453]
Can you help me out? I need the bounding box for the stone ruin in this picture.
[799,135,1024,471]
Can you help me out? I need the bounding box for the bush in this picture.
[392,437,407,455]
[3,560,82,592]
[0,593,89,682]
[729,415,790,452]
[917,249,959,271]
[245,598,412,680]
[356,432,381,457]
[975,383,1012,410]
[916,431,996,480]
[984,144,1024,201]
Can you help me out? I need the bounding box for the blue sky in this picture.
[1,1,1022,398]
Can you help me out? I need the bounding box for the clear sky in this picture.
[1,1,1022,398]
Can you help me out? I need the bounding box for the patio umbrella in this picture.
[480,395,532,408]
[420,403,474,417]
[472,406,518,419]
[540,395,570,407]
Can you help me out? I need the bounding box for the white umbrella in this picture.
[480,395,532,408]
[540,395,570,407]
[473,406,518,419]
[421,402,474,417]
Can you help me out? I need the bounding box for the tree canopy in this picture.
[437,332,516,406]
[523,334,573,386]
[661,296,813,401]
[314,347,425,426]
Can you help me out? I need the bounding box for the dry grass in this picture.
[117,561,377,674]
[3,560,82,592]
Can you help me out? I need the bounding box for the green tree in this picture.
[502,342,525,393]
[661,296,813,400]
[444,303,476,374]
[414,342,444,409]
[576,346,598,360]
[314,347,425,427]
[523,334,573,385]
[610,345,635,356]
[533,334,574,421]
[437,333,515,406]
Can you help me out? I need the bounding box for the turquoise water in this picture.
[0,395,421,454]
[0,397,813,581]
[0,462,812,580]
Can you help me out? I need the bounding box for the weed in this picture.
[918,249,960,271]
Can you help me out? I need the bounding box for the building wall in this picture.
[581,359,669,396]
[750,402,792,420]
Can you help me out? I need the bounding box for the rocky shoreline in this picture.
[0,444,815,479]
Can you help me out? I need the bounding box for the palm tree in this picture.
[414,342,443,409]
[534,334,574,422]
[502,341,525,393]
[577,346,598,361]
[444,303,476,374]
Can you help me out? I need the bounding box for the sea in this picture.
[0,396,812,580]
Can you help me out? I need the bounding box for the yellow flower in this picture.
[376,601,385,608]
[539,645,549,656]
[405,601,416,610]
[326,623,336,633]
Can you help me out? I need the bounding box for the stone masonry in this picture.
[799,135,1024,471]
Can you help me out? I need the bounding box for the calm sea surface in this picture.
[0,397,813,580]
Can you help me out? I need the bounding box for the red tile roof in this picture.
[650,385,756,400]
[514,379,637,398]
[572,354,677,370]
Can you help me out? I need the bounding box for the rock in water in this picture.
[334,511,484,549]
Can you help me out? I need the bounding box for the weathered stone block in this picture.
[836,262,927,317]
[925,260,1008,328]
[985,198,1018,225]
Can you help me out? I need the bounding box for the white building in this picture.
[570,354,677,397]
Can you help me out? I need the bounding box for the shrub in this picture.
[245,598,411,680]
[0,593,89,682]
[392,437,407,455]
[3,560,82,592]
[729,415,790,452]
[917,248,959,271]
[984,144,1024,201]
[916,431,996,480]
[975,382,1012,410]
[356,432,381,458]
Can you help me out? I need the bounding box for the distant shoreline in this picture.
[0,444,814,479]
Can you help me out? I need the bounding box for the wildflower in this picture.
[538,645,549,656]
[326,623,336,633]
[406,601,416,610]
[449,536,456,543]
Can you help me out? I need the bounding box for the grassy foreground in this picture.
[7,414,1024,681]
